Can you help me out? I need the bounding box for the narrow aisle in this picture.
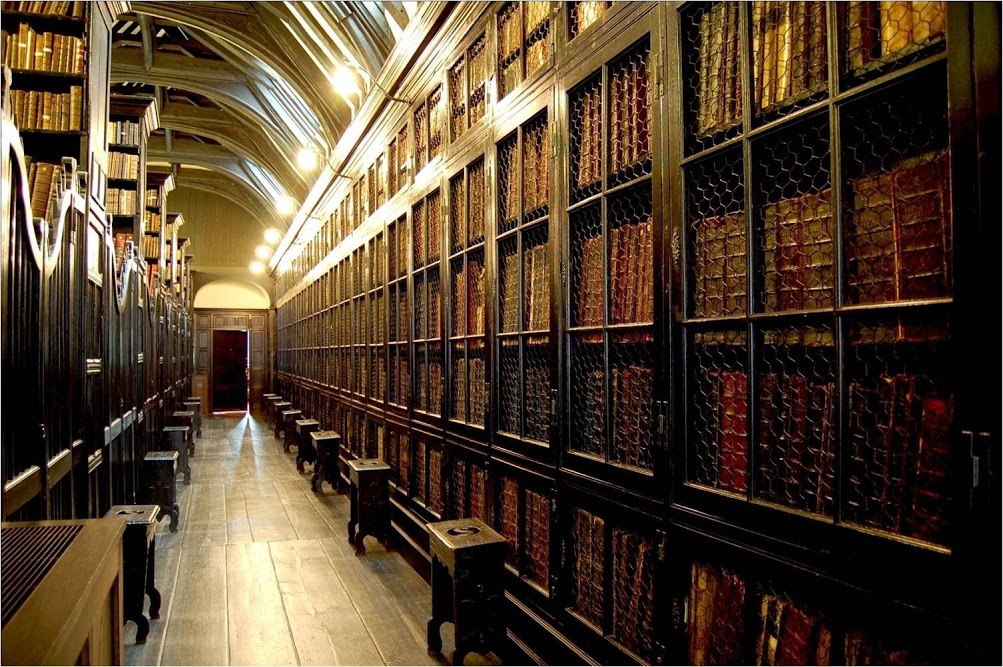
[124,414,441,667]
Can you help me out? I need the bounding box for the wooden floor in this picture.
[124,413,444,666]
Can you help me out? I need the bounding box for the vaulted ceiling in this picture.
[111,1,415,232]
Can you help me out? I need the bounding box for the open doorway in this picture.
[212,329,249,411]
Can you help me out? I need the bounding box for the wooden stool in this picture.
[280,409,302,452]
[426,519,507,665]
[272,401,291,437]
[171,411,196,457]
[337,442,355,494]
[105,505,162,644]
[267,396,286,426]
[143,451,180,533]
[347,458,391,555]
[162,425,192,485]
[310,431,341,493]
[183,398,202,438]
[295,418,320,473]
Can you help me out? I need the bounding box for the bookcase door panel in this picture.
[672,0,965,571]
[561,23,665,493]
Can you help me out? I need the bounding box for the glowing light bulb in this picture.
[297,147,318,171]
[332,65,360,96]
[264,228,282,245]
[255,245,272,260]
[276,195,296,216]
[249,260,265,274]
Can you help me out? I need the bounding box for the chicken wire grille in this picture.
[682,3,739,152]
[469,34,488,126]
[570,74,603,203]
[427,190,442,265]
[568,507,606,630]
[523,116,550,224]
[841,71,951,305]
[498,475,520,567]
[449,57,467,141]
[415,439,427,504]
[429,447,444,515]
[524,487,550,589]
[499,134,520,234]
[568,1,608,40]
[498,3,523,99]
[844,315,952,545]
[609,187,654,325]
[755,325,837,516]
[611,527,658,661]
[754,115,833,312]
[429,86,443,162]
[687,330,750,495]
[414,101,428,172]
[450,173,465,255]
[839,1,946,83]
[499,338,520,435]
[687,149,747,319]
[525,2,551,80]
[608,39,652,187]
[468,159,487,246]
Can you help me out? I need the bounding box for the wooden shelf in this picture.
[9,68,85,81]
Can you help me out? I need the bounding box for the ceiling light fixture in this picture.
[255,245,273,260]
[264,228,282,245]
[249,260,265,274]
[276,195,297,216]
[333,63,409,104]
[296,147,319,171]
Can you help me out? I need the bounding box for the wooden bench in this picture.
[104,505,162,644]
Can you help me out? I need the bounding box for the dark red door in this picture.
[212,330,248,411]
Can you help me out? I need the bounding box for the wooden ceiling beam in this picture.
[137,13,155,70]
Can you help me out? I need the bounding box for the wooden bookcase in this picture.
[272,2,996,664]
[143,171,174,289]
[107,93,156,278]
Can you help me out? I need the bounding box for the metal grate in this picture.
[682,2,742,154]
[611,527,657,661]
[498,3,523,99]
[687,149,747,319]
[750,2,829,119]
[754,115,833,312]
[428,86,443,162]
[414,101,427,173]
[449,56,466,141]
[569,75,603,203]
[844,316,952,545]
[569,1,608,40]
[2,524,83,626]
[755,325,837,516]
[842,74,951,305]
[523,114,550,222]
[498,475,520,567]
[429,447,444,515]
[688,330,750,495]
[468,159,486,245]
[469,34,488,126]
[498,134,520,234]
[839,1,946,82]
[568,507,605,630]
[608,40,652,187]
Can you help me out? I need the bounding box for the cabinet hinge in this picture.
[657,532,667,563]
[550,388,558,417]
[654,51,664,98]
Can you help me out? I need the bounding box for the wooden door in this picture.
[212,330,248,411]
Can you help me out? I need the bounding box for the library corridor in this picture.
[120,414,439,667]
[1,1,1000,665]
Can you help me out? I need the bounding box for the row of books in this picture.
[691,211,747,318]
[524,358,551,441]
[571,508,606,629]
[847,1,946,73]
[762,189,834,312]
[524,488,550,588]
[427,87,444,163]
[108,120,142,146]
[429,448,444,514]
[2,1,85,16]
[449,58,466,138]
[575,221,655,327]
[500,253,520,332]
[113,232,134,271]
[145,187,162,208]
[611,528,657,660]
[2,25,84,74]
[452,355,486,425]
[499,476,520,566]
[611,364,655,469]
[144,211,161,234]
[524,243,549,331]
[107,188,138,215]
[573,82,603,190]
[523,121,550,216]
[449,458,486,521]
[693,2,742,140]
[416,359,443,415]
[9,87,82,131]
[570,1,607,39]
[751,1,828,112]
[524,3,550,82]
[609,48,651,175]
[846,150,951,304]
[689,561,930,665]
[108,151,139,180]
[756,372,837,516]
[468,36,489,127]
[414,441,427,503]
[26,159,60,218]
[846,374,952,544]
